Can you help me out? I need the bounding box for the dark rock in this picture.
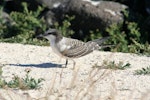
[35,0,69,9]
[46,0,128,38]
[4,0,39,12]
[2,0,128,39]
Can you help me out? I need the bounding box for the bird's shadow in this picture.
[9,62,63,68]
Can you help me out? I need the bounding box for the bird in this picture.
[37,28,111,68]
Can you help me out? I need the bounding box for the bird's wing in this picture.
[60,39,99,58]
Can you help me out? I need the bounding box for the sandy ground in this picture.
[0,42,150,100]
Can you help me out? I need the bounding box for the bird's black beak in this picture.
[36,34,44,39]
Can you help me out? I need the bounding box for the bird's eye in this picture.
[47,32,51,35]
[50,32,57,36]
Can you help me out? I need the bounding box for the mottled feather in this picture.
[58,37,100,58]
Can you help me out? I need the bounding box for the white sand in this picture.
[0,43,150,100]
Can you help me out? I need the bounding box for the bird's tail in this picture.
[90,36,114,49]
[91,36,110,45]
[100,44,115,49]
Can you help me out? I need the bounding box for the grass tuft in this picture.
[134,66,150,75]
[0,68,44,89]
[93,61,131,70]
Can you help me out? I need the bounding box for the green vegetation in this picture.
[0,2,47,45]
[93,61,131,70]
[0,2,149,55]
[0,2,75,46]
[106,10,150,55]
[104,61,130,70]
[54,15,75,37]
[135,66,150,75]
[0,67,44,89]
[84,10,150,55]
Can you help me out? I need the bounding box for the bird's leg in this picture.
[72,60,76,70]
[65,59,68,68]
[58,57,62,68]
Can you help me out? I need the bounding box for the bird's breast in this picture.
[50,43,63,57]
[50,40,71,58]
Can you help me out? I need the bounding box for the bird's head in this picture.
[37,29,62,42]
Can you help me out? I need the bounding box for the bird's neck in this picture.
[49,35,62,46]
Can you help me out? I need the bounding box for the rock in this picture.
[35,0,69,9]
[0,10,15,26]
[3,0,128,38]
[43,0,128,37]
[4,0,39,12]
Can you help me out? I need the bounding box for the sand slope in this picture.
[0,43,150,100]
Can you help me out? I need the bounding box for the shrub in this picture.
[93,61,131,70]
[54,15,75,37]
[105,10,150,55]
[0,2,47,45]
[135,66,150,75]
[0,67,44,90]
